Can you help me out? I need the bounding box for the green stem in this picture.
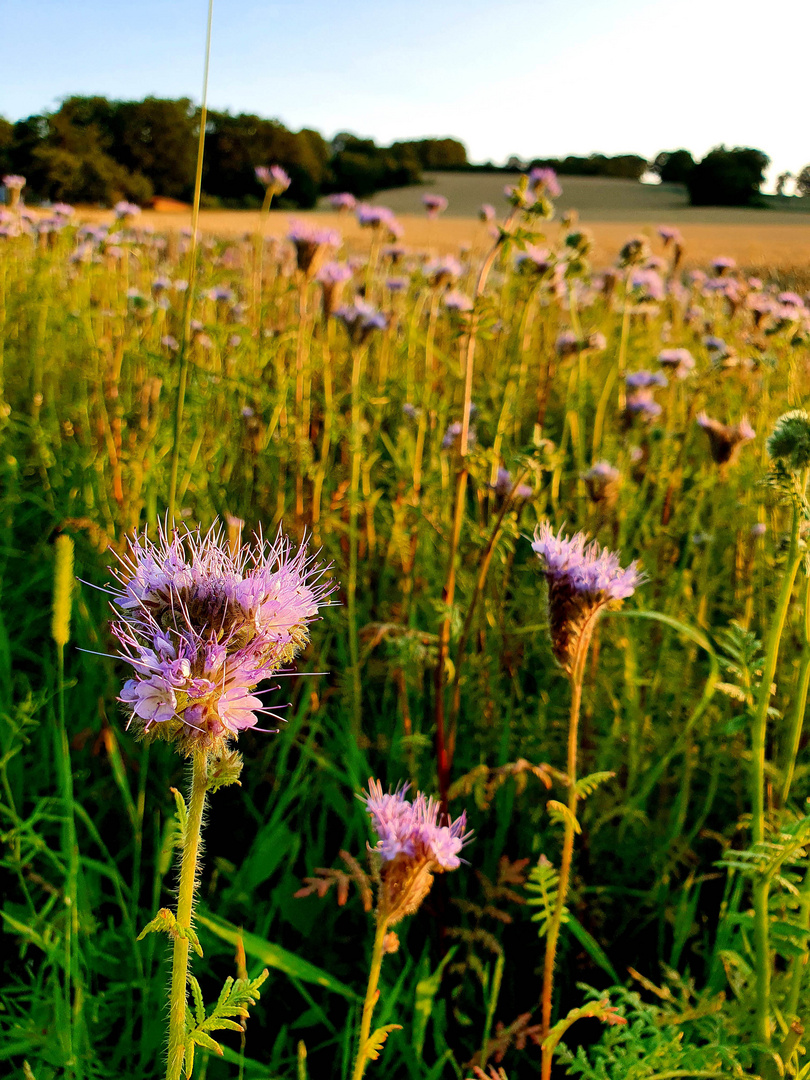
[351,916,389,1080]
[347,346,365,740]
[751,499,803,1053]
[167,0,213,523]
[540,622,596,1080]
[166,751,209,1080]
[787,865,810,1018]
[780,574,810,807]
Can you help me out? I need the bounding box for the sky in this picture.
[3,0,807,188]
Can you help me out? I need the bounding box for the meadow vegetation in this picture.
[2,168,810,1080]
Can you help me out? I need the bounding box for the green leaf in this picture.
[137,907,177,942]
[196,911,358,999]
[364,1024,402,1062]
[547,800,581,834]
[189,975,205,1026]
[574,771,615,800]
[413,946,457,1059]
[191,1029,224,1055]
[564,914,619,983]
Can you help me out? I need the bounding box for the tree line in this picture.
[0,97,469,208]
[0,96,803,209]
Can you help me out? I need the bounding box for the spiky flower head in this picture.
[333,298,388,344]
[696,412,755,466]
[531,523,641,672]
[767,410,810,473]
[583,461,621,506]
[362,779,471,924]
[255,165,291,194]
[108,523,335,757]
[328,192,357,211]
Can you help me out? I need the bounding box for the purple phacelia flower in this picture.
[334,299,388,343]
[479,203,496,223]
[696,412,755,466]
[287,220,340,274]
[658,225,682,246]
[626,370,668,389]
[424,255,462,286]
[583,461,621,506]
[357,204,396,228]
[362,779,471,923]
[629,268,665,302]
[528,167,562,198]
[3,174,25,191]
[626,390,663,418]
[328,192,357,211]
[422,193,449,217]
[711,255,736,275]
[255,165,291,193]
[531,523,641,671]
[555,330,579,357]
[442,420,476,451]
[108,523,335,755]
[385,276,410,293]
[114,201,141,219]
[658,348,695,378]
[444,290,473,312]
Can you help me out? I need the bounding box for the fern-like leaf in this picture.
[574,771,614,799]
[525,857,566,938]
[547,800,581,834]
[363,1024,403,1062]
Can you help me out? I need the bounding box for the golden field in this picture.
[67,174,810,271]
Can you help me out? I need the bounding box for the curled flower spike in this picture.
[362,779,471,924]
[532,523,641,672]
[108,523,335,756]
[696,412,755,466]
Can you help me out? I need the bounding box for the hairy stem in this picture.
[351,916,389,1080]
[540,623,595,1080]
[166,751,208,1080]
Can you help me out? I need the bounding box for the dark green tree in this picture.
[651,149,695,184]
[687,145,769,207]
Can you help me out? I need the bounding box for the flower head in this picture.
[422,193,449,217]
[328,192,357,211]
[528,167,562,198]
[696,413,755,466]
[108,523,335,755]
[767,409,810,472]
[363,779,471,923]
[532,524,641,671]
[334,298,388,343]
[255,165,291,194]
[583,461,621,506]
[658,348,695,379]
[287,220,340,274]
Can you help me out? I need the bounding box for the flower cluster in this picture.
[363,779,470,923]
[109,524,334,755]
[287,221,340,274]
[532,523,641,671]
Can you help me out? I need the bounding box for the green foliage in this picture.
[687,144,770,207]
[184,968,269,1075]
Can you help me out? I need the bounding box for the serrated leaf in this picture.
[190,975,205,1026]
[574,771,614,799]
[547,800,581,834]
[171,786,188,843]
[186,926,203,958]
[364,1024,402,1061]
[137,908,177,942]
[191,1029,224,1055]
[202,1017,243,1033]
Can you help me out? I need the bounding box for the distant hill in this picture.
[326,172,810,224]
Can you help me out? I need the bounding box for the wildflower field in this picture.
[3,169,810,1080]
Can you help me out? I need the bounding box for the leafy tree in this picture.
[651,149,695,184]
[686,145,769,207]
[111,97,197,200]
[0,116,13,176]
[796,165,810,197]
[775,171,792,196]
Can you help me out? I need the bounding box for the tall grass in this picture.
[1,191,809,1079]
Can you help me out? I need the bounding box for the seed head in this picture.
[767,409,810,472]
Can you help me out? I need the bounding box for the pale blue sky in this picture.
[2,0,805,185]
